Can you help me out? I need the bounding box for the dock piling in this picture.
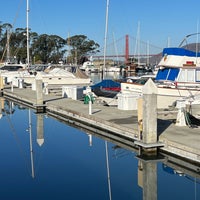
[134,78,164,154]
[142,78,158,144]
[35,74,45,113]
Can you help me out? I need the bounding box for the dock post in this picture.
[35,74,44,113]
[0,74,3,96]
[142,79,157,144]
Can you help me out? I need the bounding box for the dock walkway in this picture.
[2,87,200,164]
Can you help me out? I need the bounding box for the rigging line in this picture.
[129,35,163,50]
[5,110,32,176]
[1,0,24,62]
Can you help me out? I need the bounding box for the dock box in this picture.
[62,86,84,100]
[117,93,140,110]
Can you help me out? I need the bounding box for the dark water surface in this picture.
[0,72,199,200]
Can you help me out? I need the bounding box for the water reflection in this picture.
[28,109,34,178]
[36,113,44,146]
[0,98,200,200]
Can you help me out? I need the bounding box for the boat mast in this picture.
[26,0,30,69]
[102,0,109,80]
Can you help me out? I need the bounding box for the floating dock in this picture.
[1,86,200,165]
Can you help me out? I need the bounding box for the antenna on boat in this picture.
[178,32,200,48]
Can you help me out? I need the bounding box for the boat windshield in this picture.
[1,65,24,71]
[155,68,179,81]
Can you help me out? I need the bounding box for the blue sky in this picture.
[1,0,200,55]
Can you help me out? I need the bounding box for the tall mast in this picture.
[102,0,109,80]
[26,0,30,68]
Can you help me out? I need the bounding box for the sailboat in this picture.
[0,1,91,87]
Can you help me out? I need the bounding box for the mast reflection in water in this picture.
[0,98,199,200]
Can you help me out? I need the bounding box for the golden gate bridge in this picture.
[92,34,163,65]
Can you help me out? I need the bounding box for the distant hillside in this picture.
[181,43,200,52]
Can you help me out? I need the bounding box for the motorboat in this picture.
[80,61,99,73]
[120,45,200,109]
[22,66,92,86]
[0,62,29,83]
[0,64,92,87]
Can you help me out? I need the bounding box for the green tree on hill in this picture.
[0,21,100,65]
[66,35,100,65]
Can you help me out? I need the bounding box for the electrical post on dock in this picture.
[83,86,95,115]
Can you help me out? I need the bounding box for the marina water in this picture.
[0,72,199,200]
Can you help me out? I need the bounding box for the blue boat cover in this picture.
[163,47,200,57]
[91,79,120,89]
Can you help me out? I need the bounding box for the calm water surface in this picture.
[0,72,199,200]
